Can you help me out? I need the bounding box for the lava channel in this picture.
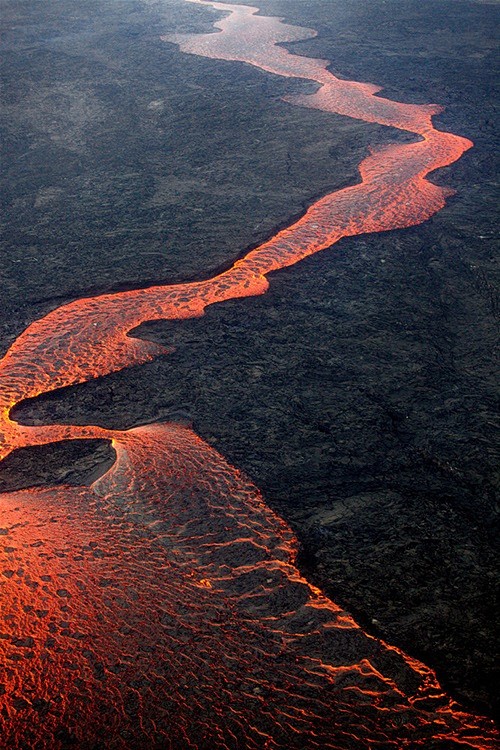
[0,1,497,748]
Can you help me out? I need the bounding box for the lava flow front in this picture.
[0,1,497,748]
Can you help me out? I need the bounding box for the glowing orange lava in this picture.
[0,1,497,748]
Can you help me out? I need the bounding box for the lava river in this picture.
[0,1,497,748]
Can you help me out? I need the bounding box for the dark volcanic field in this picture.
[1,0,498,720]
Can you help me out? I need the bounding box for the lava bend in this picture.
[0,1,497,748]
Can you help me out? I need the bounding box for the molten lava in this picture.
[0,1,497,748]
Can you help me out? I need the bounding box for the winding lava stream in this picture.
[0,1,497,747]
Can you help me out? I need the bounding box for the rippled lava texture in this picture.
[1,0,498,748]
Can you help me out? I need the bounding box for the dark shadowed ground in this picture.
[1,0,498,719]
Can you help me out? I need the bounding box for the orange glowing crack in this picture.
[0,1,497,748]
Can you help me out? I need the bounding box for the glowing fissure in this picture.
[0,1,496,747]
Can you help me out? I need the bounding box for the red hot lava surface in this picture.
[0,1,497,748]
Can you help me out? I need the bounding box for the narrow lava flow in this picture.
[0,2,497,748]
